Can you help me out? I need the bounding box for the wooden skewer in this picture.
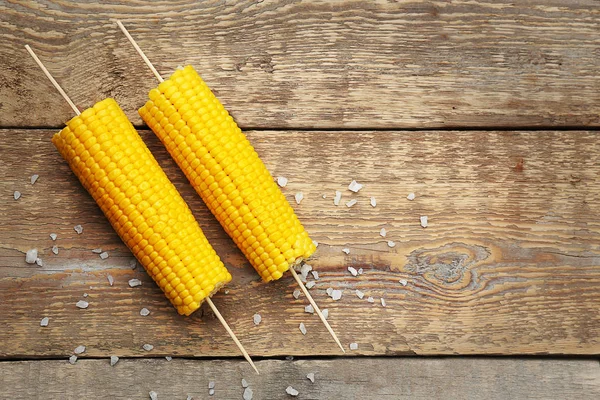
[116,19,346,354]
[25,45,80,115]
[25,42,259,374]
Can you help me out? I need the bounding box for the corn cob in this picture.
[139,66,316,282]
[53,98,231,315]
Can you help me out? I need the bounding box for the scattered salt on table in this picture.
[49,233,57,241]
[242,379,249,388]
[299,323,307,335]
[92,248,102,254]
[348,180,363,192]
[348,266,358,276]
[243,388,253,400]
[399,279,408,286]
[35,257,43,267]
[342,248,350,254]
[407,192,416,201]
[14,191,21,200]
[305,281,316,289]
[110,355,119,366]
[140,308,150,316]
[286,386,299,396]
[293,289,301,299]
[331,289,342,301]
[300,264,312,279]
[149,391,158,400]
[52,245,59,255]
[253,313,262,325]
[367,296,374,303]
[350,342,358,350]
[358,268,363,275]
[311,270,319,280]
[142,344,154,351]
[380,228,387,237]
[31,174,39,185]
[333,191,342,206]
[99,251,109,260]
[326,288,333,296]
[345,199,357,208]
[294,192,304,205]
[129,279,142,287]
[304,304,314,314]
[277,176,288,187]
[381,298,387,307]
[68,355,77,364]
[370,197,376,207]
[355,290,365,299]
[74,225,83,234]
[25,249,38,264]
[107,274,114,286]
[420,215,428,228]
[307,372,315,383]
[76,300,89,309]
[387,240,396,248]
[40,317,49,327]
[74,345,86,354]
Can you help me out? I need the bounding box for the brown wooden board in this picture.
[1,1,599,128]
[1,358,599,400]
[1,129,599,358]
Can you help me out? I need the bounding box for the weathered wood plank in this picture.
[1,358,599,400]
[1,0,599,128]
[1,129,599,358]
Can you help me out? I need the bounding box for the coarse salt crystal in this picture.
[74,345,86,354]
[304,304,314,314]
[35,257,43,267]
[348,180,363,192]
[348,266,358,276]
[399,279,408,286]
[380,228,387,237]
[381,298,387,307]
[331,289,342,301]
[355,290,365,299]
[76,300,89,309]
[74,225,83,234]
[107,274,114,286]
[129,279,142,287]
[208,381,215,389]
[40,317,49,327]
[293,289,301,299]
[25,249,38,264]
[420,216,428,228]
[326,287,333,296]
[165,356,172,361]
[253,313,262,325]
[209,388,215,396]
[333,191,342,206]
[311,270,319,280]
[142,344,154,351]
[322,309,329,320]
[52,245,59,255]
[92,248,102,254]
[407,192,416,201]
[277,176,288,187]
[295,192,304,204]
[140,308,150,316]
[110,355,119,366]
[149,391,158,400]
[358,268,364,275]
[68,355,77,364]
[83,293,88,298]
[300,264,312,278]
[346,199,357,208]
[286,386,299,396]
[99,251,109,260]
[387,240,396,248]
[322,194,327,199]
[307,373,315,383]
[14,191,21,200]
[305,281,316,289]
[242,379,249,388]
[342,248,350,254]
[350,342,358,350]
[370,197,376,207]
[367,296,374,303]
[49,233,57,241]
[299,323,307,335]
[30,174,39,185]
[243,388,253,400]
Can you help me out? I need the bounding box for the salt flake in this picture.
[110,355,119,366]
[300,264,312,279]
[358,268,364,275]
[348,180,363,192]
[307,373,315,383]
[165,356,172,361]
[299,323,307,335]
[49,233,57,241]
[30,174,39,185]
[304,304,314,314]
[342,248,350,254]
[92,248,103,254]
[381,298,387,307]
[370,197,376,207]
[305,281,315,289]
[40,317,49,327]
[140,308,150,316]
[107,274,114,286]
[399,279,408,286]
[74,225,83,234]
[333,191,342,206]
[322,309,329,320]
[242,378,249,388]
[286,386,299,396]
[345,199,357,208]
[350,342,358,350]
[253,313,262,325]
[76,300,89,309]
[68,355,77,364]
[128,279,142,287]
[293,289,301,299]
[331,289,342,301]
[367,296,374,303]
[380,228,387,238]
[348,266,358,276]
[243,388,253,400]
[149,391,158,400]
[99,251,109,260]
[74,345,86,354]
[355,290,365,299]
[326,287,333,296]
[387,240,396,248]
[407,192,416,201]
[25,249,38,264]
[420,215,428,228]
[35,257,43,267]
[14,191,21,200]
[142,344,154,351]
[277,176,288,187]
[311,270,319,280]
[294,192,304,205]
[52,245,59,255]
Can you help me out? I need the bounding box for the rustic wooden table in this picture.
[1,1,599,399]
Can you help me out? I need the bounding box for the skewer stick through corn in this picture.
[117,21,345,352]
[25,45,259,373]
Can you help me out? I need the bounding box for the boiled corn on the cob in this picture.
[139,66,316,282]
[53,98,231,315]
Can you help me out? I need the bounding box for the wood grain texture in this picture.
[1,0,599,128]
[1,129,599,358]
[1,358,599,400]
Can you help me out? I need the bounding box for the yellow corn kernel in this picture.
[139,66,316,282]
[53,98,231,315]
